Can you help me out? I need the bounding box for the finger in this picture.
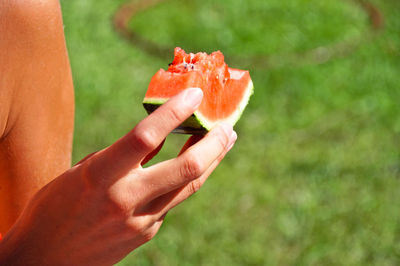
[159,141,233,214]
[146,155,222,216]
[131,135,203,214]
[142,134,201,167]
[84,88,203,185]
[141,139,165,166]
[178,135,204,156]
[127,215,165,249]
[118,214,165,253]
[141,216,164,242]
[138,123,235,204]
[137,132,236,218]
[74,151,98,166]
[127,87,203,163]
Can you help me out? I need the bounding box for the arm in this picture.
[0,88,237,265]
[0,0,74,233]
[0,2,237,265]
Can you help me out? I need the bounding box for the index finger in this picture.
[84,88,203,184]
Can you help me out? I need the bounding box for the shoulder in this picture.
[0,0,70,138]
[0,0,63,44]
[4,0,62,30]
[1,0,61,17]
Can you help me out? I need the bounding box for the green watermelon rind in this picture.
[143,80,254,135]
[143,101,208,134]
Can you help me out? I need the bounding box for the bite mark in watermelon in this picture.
[143,47,254,134]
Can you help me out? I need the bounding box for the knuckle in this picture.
[125,218,148,235]
[214,128,230,149]
[142,230,155,242]
[189,180,202,194]
[130,128,158,152]
[166,106,186,123]
[182,153,205,179]
[104,190,132,218]
[142,225,159,242]
[79,157,106,189]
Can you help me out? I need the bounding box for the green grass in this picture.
[129,0,368,56]
[61,0,400,265]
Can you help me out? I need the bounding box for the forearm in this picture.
[0,0,74,233]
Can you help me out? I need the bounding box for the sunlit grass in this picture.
[130,0,368,56]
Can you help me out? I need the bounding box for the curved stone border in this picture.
[113,0,171,60]
[113,0,384,69]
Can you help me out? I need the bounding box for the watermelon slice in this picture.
[143,47,254,134]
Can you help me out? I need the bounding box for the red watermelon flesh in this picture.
[143,47,253,134]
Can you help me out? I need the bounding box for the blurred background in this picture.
[60,0,400,265]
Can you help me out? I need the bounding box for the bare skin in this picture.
[0,1,237,265]
[0,0,74,233]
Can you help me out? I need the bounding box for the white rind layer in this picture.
[143,98,169,105]
[194,80,254,130]
[143,79,254,131]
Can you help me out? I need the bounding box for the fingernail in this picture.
[228,131,237,151]
[184,88,203,108]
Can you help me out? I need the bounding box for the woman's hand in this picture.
[0,88,237,266]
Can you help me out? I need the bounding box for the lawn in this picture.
[60,0,400,265]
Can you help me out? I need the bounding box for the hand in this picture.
[0,88,237,266]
